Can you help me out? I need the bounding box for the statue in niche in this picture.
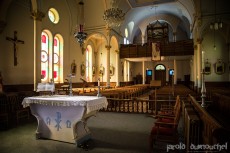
[71,60,76,76]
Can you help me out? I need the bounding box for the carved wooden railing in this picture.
[188,95,222,145]
[102,98,176,115]
[120,39,194,59]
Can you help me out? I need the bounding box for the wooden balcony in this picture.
[120,39,194,59]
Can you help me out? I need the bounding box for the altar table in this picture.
[22,95,108,144]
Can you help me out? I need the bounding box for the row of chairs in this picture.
[149,95,181,153]
[0,91,36,129]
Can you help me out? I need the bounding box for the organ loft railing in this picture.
[120,20,194,59]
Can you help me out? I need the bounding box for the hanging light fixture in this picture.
[103,0,125,28]
[74,0,87,49]
[210,0,222,30]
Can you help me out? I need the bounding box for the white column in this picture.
[194,46,197,90]
[142,61,145,84]
[124,60,127,82]
[197,41,202,92]
[173,32,177,42]
[31,10,44,91]
[174,59,177,85]
[141,34,145,45]
[105,45,111,87]
[115,50,120,86]
[127,61,130,81]
[33,18,37,91]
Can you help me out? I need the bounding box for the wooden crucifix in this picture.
[6,31,25,66]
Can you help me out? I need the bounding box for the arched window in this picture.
[41,32,49,81]
[41,31,63,83]
[48,8,59,24]
[155,64,166,70]
[85,45,92,82]
[53,35,63,82]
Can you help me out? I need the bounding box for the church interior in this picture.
[0,0,230,152]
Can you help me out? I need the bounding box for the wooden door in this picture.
[155,70,166,86]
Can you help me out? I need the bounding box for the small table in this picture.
[22,95,108,145]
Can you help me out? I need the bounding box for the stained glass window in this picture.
[53,36,60,81]
[48,8,59,24]
[41,31,63,83]
[41,32,49,81]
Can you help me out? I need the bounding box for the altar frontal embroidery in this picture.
[46,112,72,131]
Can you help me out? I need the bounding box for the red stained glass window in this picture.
[41,70,46,78]
[53,71,57,78]
[42,35,46,43]
[54,38,57,46]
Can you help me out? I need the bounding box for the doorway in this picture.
[154,64,166,86]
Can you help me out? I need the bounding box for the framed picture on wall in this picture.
[204,62,211,74]
[215,60,225,75]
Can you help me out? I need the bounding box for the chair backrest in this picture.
[173,95,180,111]
[173,96,181,128]
[0,93,8,113]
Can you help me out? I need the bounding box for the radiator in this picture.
[185,107,201,152]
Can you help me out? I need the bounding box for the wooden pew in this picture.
[188,95,222,145]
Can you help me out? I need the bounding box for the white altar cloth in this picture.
[22,95,108,144]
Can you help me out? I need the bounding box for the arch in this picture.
[154,64,166,85]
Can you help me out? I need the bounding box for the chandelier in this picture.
[74,0,87,48]
[103,0,125,28]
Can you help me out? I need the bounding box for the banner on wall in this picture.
[152,42,161,61]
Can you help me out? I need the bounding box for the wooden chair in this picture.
[149,97,181,152]
[15,92,31,125]
[157,95,180,117]
[0,93,9,129]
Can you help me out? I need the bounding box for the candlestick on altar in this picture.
[97,78,101,97]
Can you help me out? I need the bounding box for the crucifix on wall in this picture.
[6,31,25,66]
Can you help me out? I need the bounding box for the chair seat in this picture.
[151,126,175,136]
[158,118,174,123]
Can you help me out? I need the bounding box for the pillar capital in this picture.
[115,50,119,54]
[31,10,45,21]
[196,38,203,44]
[105,45,111,50]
